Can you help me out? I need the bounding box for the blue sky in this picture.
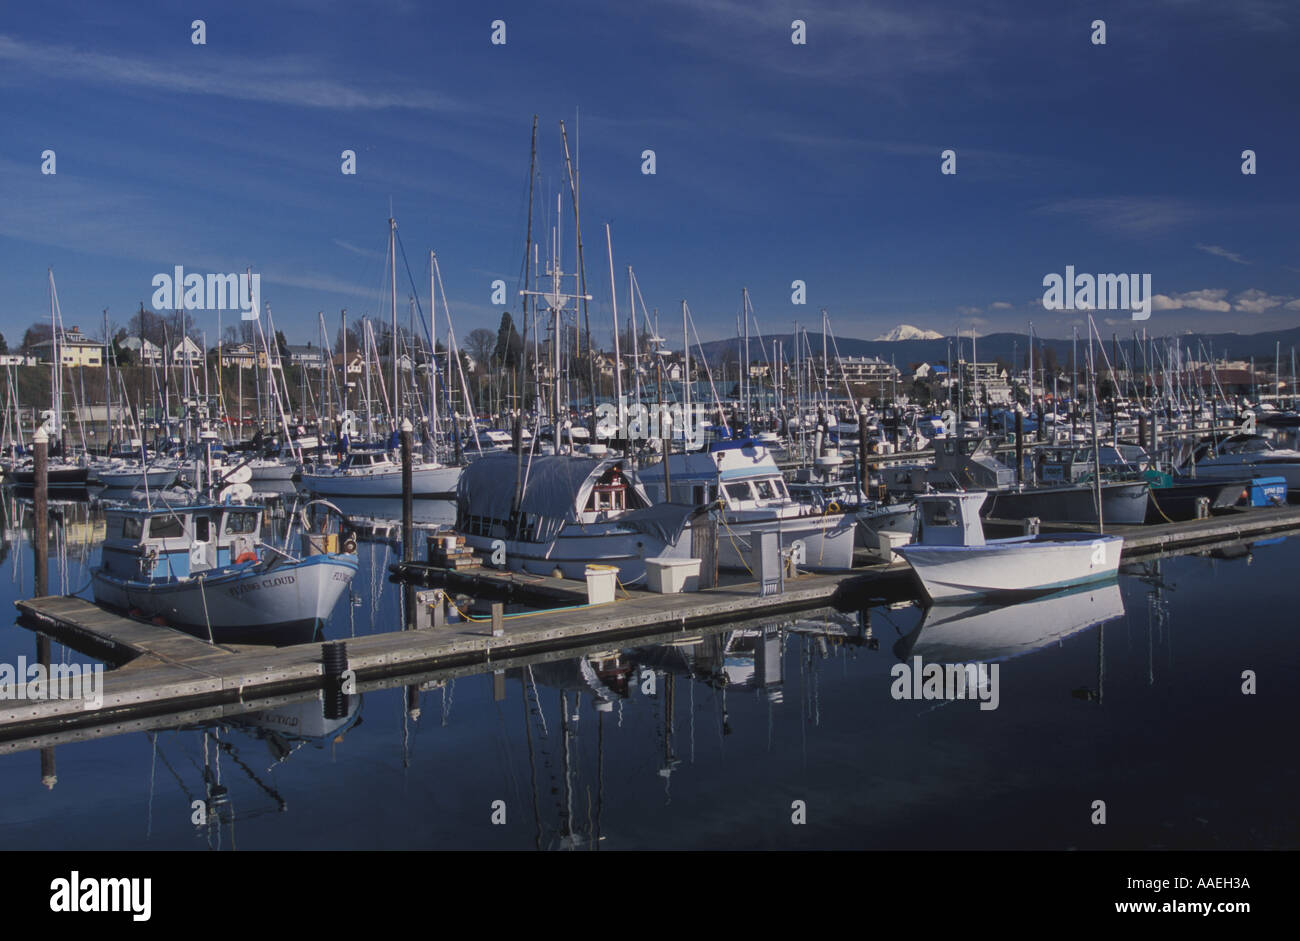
[2,0,1298,349]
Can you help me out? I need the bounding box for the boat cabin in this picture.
[1194,433,1275,463]
[1036,444,1149,483]
[914,492,988,547]
[641,439,792,511]
[930,436,1015,490]
[456,454,654,543]
[584,463,631,516]
[339,450,395,472]
[100,503,263,581]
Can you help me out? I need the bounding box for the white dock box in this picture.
[872,530,913,563]
[645,557,702,594]
[585,564,619,605]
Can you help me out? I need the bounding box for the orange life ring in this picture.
[235,550,259,565]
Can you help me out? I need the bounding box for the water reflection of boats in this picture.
[320,496,456,543]
[232,693,363,757]
[893,582,1126,664]
[526,655,632,709]
[147,694,362,846]
[630,625,786,698]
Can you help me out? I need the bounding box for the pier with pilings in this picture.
[4,503,1300,743]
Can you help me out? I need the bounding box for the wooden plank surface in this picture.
[8,504,1300,738]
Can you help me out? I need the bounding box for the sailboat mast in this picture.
[512,116,537,518]
[682,299,690,449]
[605,225,623,453]
[390,216,399,431]
[744,289,752,424]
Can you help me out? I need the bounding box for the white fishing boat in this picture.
[639,438,857,572]
[300,447,462,498]
[456,452,700,583]
[1192,433,1300,493]
[895,492,1122,603]
[787,447,916,546]
[92,498,358,644]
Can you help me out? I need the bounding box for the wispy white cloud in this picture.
[1038,197,1203,235]
[332,239,384,260]
[652,0,999,86]
[261,269,377,301]
[0,34,462,113]
[1196,243,1250,264]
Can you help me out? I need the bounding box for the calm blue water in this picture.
[0,490,1296,850]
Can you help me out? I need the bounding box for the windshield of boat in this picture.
[922,498,962,527]
[147,514,186,539]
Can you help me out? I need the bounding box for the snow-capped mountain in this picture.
[873,324,944,342]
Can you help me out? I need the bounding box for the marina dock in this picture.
[5,503,1300,744]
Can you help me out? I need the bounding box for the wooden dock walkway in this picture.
[6,570,850,740]
[7,503,1300,741]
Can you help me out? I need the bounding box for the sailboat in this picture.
[8,272,89,492]
[300,218,465,498]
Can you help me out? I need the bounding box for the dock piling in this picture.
[1014,411,1023,485]
[692,513,719,590]
[33,428,48,598]
[400,418,413,562]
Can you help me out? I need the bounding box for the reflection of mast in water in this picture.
[142,694,358,848]
[659,672,678,798]
[1146,559,1169,688]
[518,654,626,849]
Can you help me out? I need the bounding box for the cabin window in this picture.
[195,517,210,542]
[725,482,753,503]
[587,465,629,513]
[122,517,143,540]
[754,479,776,500]
[693,485,705,504]
[923,500,962,526]
[225,511,258,535]
[148,515,185,539]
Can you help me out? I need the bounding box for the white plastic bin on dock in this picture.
[585,564,619,605]
[871,530,912,563]
[645,557,702,593]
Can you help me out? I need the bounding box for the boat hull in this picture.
[301,463,462,498]
[1146,478,1247,522]
[464,526,693,584]
[92,553,358,644]
[1195,458,1300,496]
[96,467,179,490]
[896,533,1123,603]
[248,460,300,482]
[717,512,857,573]
[983,481,1149,525]
[10,465,90,491]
